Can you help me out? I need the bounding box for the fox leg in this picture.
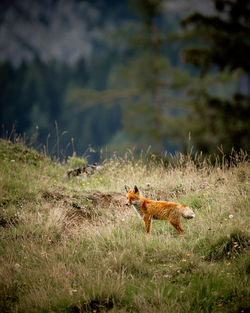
[147,216,152,233]
[170,220,184,235]
[143,214,151,233]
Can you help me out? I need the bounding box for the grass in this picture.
[0,138,249,312]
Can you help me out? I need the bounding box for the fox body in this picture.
[125,185,195,235]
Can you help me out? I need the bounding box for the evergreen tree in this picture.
[67,0,187,155]
[179,0,250,154]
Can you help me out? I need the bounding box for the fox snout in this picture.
[185,213,195,219]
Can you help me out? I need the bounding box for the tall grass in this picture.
[0,138,249,312]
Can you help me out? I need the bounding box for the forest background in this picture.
[1,0,249,162]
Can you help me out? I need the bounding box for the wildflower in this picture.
[226,262,231,266]
[186,253,191,257]
[180,290,183,294]
[182,259,187,262]
[146,182,151,187]
[229,214,233,219]
[200,182,209,189]
[163,274,169,278]
[66,271,70,276]
[43,176,47,179]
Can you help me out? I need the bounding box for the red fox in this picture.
[125,185,195,235]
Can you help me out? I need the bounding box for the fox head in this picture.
[181,205,195,219]
[125,185,140,206]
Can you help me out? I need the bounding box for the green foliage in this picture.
[67,1,187,155]
[205,230,250,261]
[179,0,250,155]
[67,154,87,168]
[0,139,49,211]
[181,1,250,73]
[0,56,123,162]
[0,139,47,165]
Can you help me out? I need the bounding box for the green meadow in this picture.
[0,138,249,313]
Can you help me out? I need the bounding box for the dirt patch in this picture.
[42,190,127,230]
[42,191,64,201]
[81,191,125,206]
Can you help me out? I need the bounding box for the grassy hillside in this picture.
[0,138,249,313]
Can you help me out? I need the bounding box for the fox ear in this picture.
[134,185,139,194]
[124,185,130,193]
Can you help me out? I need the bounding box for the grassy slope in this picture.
[0,139,249,313]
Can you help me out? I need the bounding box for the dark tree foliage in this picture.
[67,0,183,156]
[180,0,250,154]
[0,57,122,161]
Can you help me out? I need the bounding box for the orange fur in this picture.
[125,185,195,235]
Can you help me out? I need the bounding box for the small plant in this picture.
[72,202,81,209]
[205,230,250,261]
[68,152,87,168]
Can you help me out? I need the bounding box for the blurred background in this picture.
[0,0,249,162]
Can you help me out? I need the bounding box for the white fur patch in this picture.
[131,200,142,219]
[132,205,143,219]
